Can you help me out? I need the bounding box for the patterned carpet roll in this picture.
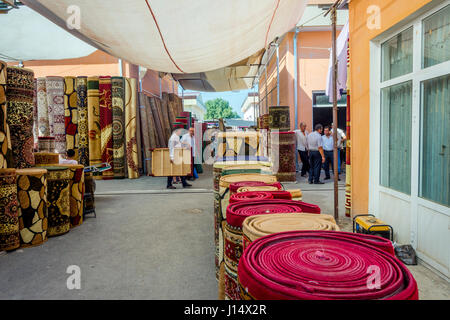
[64,77,78,154]
[46,76,66,154]
[269,106,290,131]
[44,166,70,237]
[87,77,101,167]
[99,76,114,179]
[16,168,48,247]
[125,78,139,179]
[34,152,59,166]
[261,114,269,130]
[270,131,296,182]
[242,213,339,250]
[38,136,55,153]
[56,164,85,228]
[238,231,417,300]
[32,79,38,148]
[76,77,89,167]
[84,172,95,215]
[0,61,12,169]
[111,77,125,178]
[6,67,35,168]
[217,173,277,300]
[138,93,152,174]
[0,169,19,251]
[36,77,50,137]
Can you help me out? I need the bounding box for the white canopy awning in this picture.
[0,5,96,62]
[21,0,306,79]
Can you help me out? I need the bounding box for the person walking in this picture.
[181,127,196,181]
[331,124,346,175]
[321,126,341,181]
[167,130,192,189]
[307,124,326,184]
[294,122,310,177]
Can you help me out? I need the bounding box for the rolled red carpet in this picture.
[226,199,306,228]
[229,181,282,194]
[238,230,418,300]
[229,191,274,203]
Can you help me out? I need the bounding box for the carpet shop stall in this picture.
[212,153,419,300]
[0,60,190,254]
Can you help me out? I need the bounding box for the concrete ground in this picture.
[0,165,448,299]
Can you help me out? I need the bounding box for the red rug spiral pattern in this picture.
[226,199,309,228]
[229,181,282,194]
[238,230,418,300]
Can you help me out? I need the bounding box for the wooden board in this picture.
[151,148,192,176]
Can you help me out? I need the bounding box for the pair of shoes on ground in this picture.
[167,183,192,189]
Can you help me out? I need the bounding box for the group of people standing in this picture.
[294,122,346,184]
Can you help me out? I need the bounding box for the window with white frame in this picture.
[379,4,449,206]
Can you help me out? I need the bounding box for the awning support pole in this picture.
[276,43,280,106]
[331,5,339,222]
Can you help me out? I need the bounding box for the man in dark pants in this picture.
[307,124,326,184]
[294,122,310,177]
[167,130,192,189]
[321,126,334,180]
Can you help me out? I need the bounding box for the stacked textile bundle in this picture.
[268,106,296,182]
[238,231,418,300]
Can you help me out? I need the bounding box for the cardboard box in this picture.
[151,148,192,176]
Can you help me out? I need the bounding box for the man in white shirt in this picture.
[322,126,341,181]
[331,124,346,175]
[181,127,195,181]
[294,122,310,177]
[307,124,326,184]
[167,130,192,189]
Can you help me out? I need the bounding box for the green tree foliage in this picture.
[205,98,238,119]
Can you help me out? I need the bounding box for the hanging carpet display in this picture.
[76,76,89,167]
[63,76,78,155]
[44,166,70,237]
[125,77,139,179]
[87,77,101,167]
[6,66,35,168]
[111,76,125,178]
[36,77,50,137]
[0,61,12,169]
[270,131,296,182]
[46,76,66,154]
[0,169,20,251]
[99,76,114,179]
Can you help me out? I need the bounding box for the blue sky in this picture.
[181,87,257,118]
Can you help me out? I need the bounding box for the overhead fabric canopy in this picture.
[21,0,307,90]
[0,5,96,62]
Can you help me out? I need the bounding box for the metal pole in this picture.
[265,64,268,114]
[294,29,299,130]
[331,6,339,222]
[118,58,123,76]
[276,43,280,106]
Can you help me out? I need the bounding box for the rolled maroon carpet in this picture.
[230,190,297,203]
[229,181,282,194]
[229,191,274,204]
[238,230,417,300]
[223,199,305,300]
[226,199,307,228]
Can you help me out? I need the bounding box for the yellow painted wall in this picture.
[349,0,432,214]
[258,30,336,132]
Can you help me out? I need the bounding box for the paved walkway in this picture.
[0,165,448,299]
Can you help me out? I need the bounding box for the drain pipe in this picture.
[294,28,299,174]
[293,28,299,130]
